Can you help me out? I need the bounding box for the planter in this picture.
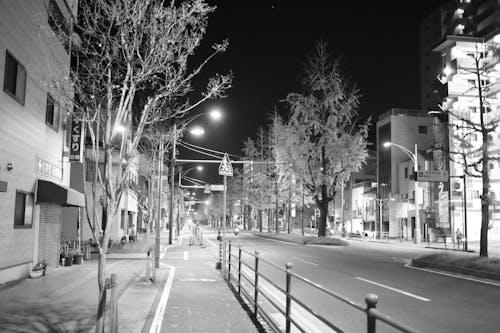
[29,270,43,279]
[73,254,83,265]
[64,256,73,266]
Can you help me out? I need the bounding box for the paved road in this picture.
[222,233,500,333]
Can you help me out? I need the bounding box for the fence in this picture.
[225,240,420,333]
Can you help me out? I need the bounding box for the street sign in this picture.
[210,184,225,191]
[218,153,233,176]
[416,170,448,182]
[204,184,211,194]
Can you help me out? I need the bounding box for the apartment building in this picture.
[0,0,80,284]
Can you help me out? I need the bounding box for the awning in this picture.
[36,179,85,207]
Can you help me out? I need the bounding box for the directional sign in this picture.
[218,153,233,177]
[204,184,211,194]
[210,184,225,191]
[416,170,448,182]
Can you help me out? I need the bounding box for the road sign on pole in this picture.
[204,184,211,194]
[218,153,233,177]
[210,184,225,191]
[416,170,448,182]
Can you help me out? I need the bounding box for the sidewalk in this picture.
[0,227,264,333]
[160,225,264,333]
[0,232,171,333]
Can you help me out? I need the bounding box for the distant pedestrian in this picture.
[456,228,463,246]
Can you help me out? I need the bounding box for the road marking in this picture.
[404,264,500,287]
[355,277,431,302]
[179,278,216,282]
[149,264,176,333]
[261,237,299,246]
[160,245,173,260]
[183,251,188,261]
[292,257,319,266]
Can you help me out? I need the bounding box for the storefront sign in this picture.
[438,191,450,228]
[69,120,83,162]
[35,155,63,180]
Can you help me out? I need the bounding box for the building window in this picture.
[4,50,26,105]
[404,167,408,179]
[14,191,33,228]
[468,106,477,113]
[418,125,428,134]
[467,79,476,86]
[45,94,59,131]
[471,134,478,142]
[471,190,480,199]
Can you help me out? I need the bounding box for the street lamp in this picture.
[168,109,223,245]
[383,141,421,243]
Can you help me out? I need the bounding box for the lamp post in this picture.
[384,142,421,243]
[168,109,222,245]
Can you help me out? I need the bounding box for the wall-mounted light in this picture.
[6,163,13,171]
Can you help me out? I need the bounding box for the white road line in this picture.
[292,257,319,266]
[404,264,500,287]
[183,251,188,261]
[355,277,431,302]
[206,238,217,248]
[149,264,176,333]
[160,245,174,260]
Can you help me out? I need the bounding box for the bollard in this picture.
[365,293,378,333]
[215,236,222,270]
[254,251,259,318]
[285,263,293,333]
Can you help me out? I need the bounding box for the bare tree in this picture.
[273,41,369,237]
[49,0,231,330]
[440,41,500,257]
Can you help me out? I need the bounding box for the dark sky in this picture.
[181,0,447,185]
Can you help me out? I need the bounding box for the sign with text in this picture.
[438,191,450,228]
[218,153,233,177]
[416,170,448,182]
[35,155,63,180]
[204,184,211,194]
[69,119,83,162]
[210,184,225,191]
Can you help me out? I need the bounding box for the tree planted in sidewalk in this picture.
[48,0,231,331]
[273,41,369,237]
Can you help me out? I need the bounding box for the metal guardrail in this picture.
[224,240,421,333]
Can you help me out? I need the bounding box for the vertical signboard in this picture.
[69,119,83,162]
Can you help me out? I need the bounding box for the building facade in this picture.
[0,0,81,284]
[376,109,435,241]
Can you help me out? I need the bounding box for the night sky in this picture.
[182,0,447,185]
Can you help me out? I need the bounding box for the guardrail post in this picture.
[365,293,378,333]
[228,241,232,282]
[238,245,242,295]
[254,251,259,318]
[285,262,293,333]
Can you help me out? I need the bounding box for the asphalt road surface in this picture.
[219,233,500,333]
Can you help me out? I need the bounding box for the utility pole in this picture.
[168,123,177,245]
[155,134,163,269]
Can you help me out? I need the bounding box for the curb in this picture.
[411,259,500,282]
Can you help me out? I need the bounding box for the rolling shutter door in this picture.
[38,203,62,268]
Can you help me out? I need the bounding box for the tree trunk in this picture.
[480,145,490,257]
[95,248,106,333]
[258,209,262,232]
[317,184,329,237]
